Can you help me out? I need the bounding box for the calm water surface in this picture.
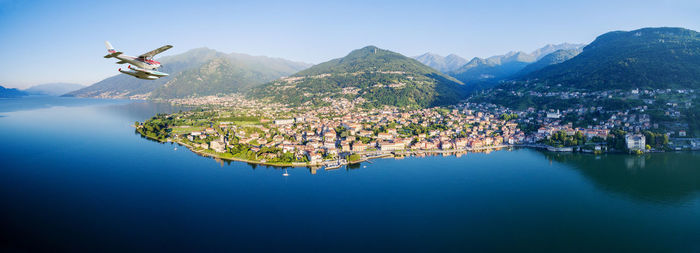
[1,97,699,252]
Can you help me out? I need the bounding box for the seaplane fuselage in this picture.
[111,53,161,70]
[103,41,173,80]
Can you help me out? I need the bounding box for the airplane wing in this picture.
[138,45,173,59]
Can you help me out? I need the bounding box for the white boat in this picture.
[282,169,289,177]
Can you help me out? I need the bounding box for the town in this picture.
[138,89,700,168]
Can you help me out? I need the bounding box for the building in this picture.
[307,152,323,164]
[625,134,646,151]
[379,141,404,151]
[274,119,294,125]
[377,132,393,140]
[210,140,226,153]
[546,110,561,119]
[352,142,367,152]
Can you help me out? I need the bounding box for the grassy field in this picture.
[171,126,205,134]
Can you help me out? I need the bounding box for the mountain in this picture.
[521,27,700,90]
[413,53,467,73]
[249,46,465,108]
[0,85,28,98]
[449,51,536,84]
[530,43,586,59]
[150,53,311,99]
[514,48,583,77]
[24,83,85,96]
[447,43,585,84]
[65,48,310,99]
[65,48,226,98]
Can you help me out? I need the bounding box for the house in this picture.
[379,141,404,151]
[324,130,337,141]
[454,138,468,148]
[307,152,323,164]
[439,141,453,150]
[325,148,338,156]
[340,141,351,152]
[352,142,367,152]
[323,141,336,149]
[625,134,646,151]
[377,132,393,140]
[358,130,373,137]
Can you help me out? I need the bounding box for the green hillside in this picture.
[248,46,466,108]
[65,48,227,98]
[150,53,310,99]
[522,27,700,90]
[65,48,309,99]
[514,48,582,77]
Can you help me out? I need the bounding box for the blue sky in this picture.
[1,0,698,88]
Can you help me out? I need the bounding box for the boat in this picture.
[282,168,289,177]
[325,164,342,170]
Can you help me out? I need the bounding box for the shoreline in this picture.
[139,132,698,169]
[168,138,519,168]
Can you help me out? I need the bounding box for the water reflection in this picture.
[542,151,700,204]
[95,100,189,121]
[0,96,129,113]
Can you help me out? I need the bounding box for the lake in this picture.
[1,97,699,252]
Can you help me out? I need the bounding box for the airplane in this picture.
[103,41,173,80]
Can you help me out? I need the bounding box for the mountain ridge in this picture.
[520,27,700,90]
[65,48,310,99]
[250,45,466,108]
[0,85,28,98]
[444,43,585,84]
[25,83,85,96]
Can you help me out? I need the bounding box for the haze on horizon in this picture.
[1,0,698,88]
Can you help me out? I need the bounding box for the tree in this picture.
[348,154,361,162]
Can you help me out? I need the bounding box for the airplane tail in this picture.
[103,41,122,58]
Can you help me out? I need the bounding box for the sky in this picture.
[0,0,698,88]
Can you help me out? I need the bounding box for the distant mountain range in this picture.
[65,48,310,99]
[530,43,586,60]
[413,43,585,85]
[0,83,85,98]
[413,53,468,73]
[0,85,28,98]
[249,46,465,108]
[25,83,85,96]
[449,51,536,84]
[512,48,583,77]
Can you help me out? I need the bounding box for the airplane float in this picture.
[103,41,173,80]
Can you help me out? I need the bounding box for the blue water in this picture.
[1,97,699,252]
